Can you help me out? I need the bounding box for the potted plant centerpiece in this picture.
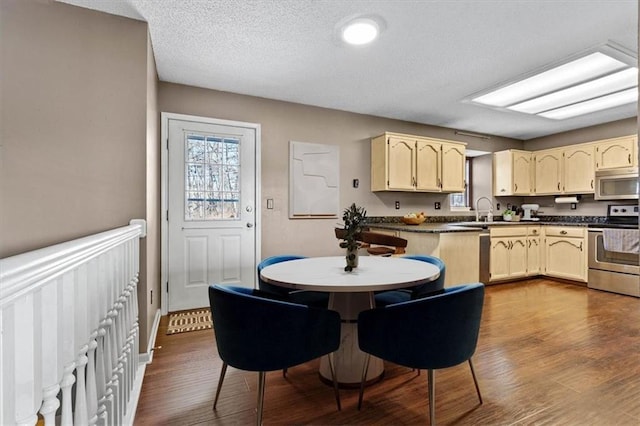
[339,203,367,272]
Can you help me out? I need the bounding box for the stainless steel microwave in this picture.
[594,167,639,200]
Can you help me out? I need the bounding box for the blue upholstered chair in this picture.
[257,255,329,308]
[358,283,485,425]
[209,285,342,425]
[374,254,446,307]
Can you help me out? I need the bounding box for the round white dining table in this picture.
[260,255,440,386]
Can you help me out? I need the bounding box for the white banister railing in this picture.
[1,219,146,425]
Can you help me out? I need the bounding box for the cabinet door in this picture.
[564,145,595,193]
[595,136,635,170]
[545,236,587,282]
[534,149,563,194]
[387,136,416,190]
[489,238,511,281]
[441,143,465,192]
[415,140,441,191]
[509,238,528,278]
[512,151,533,195]
[527,237,541,276]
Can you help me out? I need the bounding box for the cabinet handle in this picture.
[438,178,441,188]
[629,153,632,164]
[560,230,567,235]
[528,240,531,248]
[412,176,416,187]
[501,188,506,192]
[514,183,518,191]
[591,179,594,189]
[557,182,560,190]
[579,242,583,251]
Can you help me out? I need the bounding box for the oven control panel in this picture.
[608,204,639,218]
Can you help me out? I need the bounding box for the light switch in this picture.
[266,198,274,209]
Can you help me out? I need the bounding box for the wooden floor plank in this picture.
[135,279,640,425]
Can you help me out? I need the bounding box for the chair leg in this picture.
[357,354,371,410]
[468,359,483,404]
[257,371,266,426]
[427,369,436,426]
[213,361,228,410]
[327,353,341,411]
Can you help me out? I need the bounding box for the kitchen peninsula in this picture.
[367,216,602,288]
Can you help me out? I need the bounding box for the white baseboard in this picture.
[123,362,147,426]
[139,308,162,364]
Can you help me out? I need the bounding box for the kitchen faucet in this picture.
[475,196,494,222]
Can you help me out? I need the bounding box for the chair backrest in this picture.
[402,255,446,298]
[358,283,484,370]
[209,285,341,372]
[334,228,407,255]
[360,231,407,255]
[257,255,307,296]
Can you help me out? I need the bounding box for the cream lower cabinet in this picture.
[396,230,480,287]
[526,226,542,276]
[489,227,527,282]
[543,226,588,282]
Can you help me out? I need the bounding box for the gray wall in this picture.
[159,83,523,258]
[0,0,160,351]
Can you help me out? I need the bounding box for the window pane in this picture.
[450,158,471,208]
[185,133,242,221]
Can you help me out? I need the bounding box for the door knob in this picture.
[246,223,254,228]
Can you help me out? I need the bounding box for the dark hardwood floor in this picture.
[135,279,640,425]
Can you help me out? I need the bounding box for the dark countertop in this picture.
[367,221,595,234]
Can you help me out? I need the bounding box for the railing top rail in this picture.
[0,219,146,307]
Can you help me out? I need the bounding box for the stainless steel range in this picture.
[588,204,639,297]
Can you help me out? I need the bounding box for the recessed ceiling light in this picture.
[341,18,379,45]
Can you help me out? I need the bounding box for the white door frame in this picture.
[160,112,261,315]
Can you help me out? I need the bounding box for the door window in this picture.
[185,134,240,220]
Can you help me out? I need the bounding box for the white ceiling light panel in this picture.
[470,46,637,120]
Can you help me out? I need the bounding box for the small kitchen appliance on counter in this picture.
[521,204,540,221]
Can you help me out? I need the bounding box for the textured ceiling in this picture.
[60,0,638,140]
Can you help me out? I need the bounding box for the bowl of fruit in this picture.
[401,212,426,225]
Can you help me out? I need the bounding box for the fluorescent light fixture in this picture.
[473,53,628,107]
[539,87,638,120]
[469,44,638,120]
[509,67,638,114]
[341,18,379,45]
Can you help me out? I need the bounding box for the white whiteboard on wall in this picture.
[289,141,339,218]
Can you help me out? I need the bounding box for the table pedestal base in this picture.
[319,292,384,386]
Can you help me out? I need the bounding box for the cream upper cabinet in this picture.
[543,226,587,282]
[493,150,533,196]
[415,140,441,191]
[371,132,466,193]
[534,148,563,195]
[440,142,466,192]
[563,144,595,194]
[387,135,417,190]
[594,135,636,170]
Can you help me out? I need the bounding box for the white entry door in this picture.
[167,118,257,312]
